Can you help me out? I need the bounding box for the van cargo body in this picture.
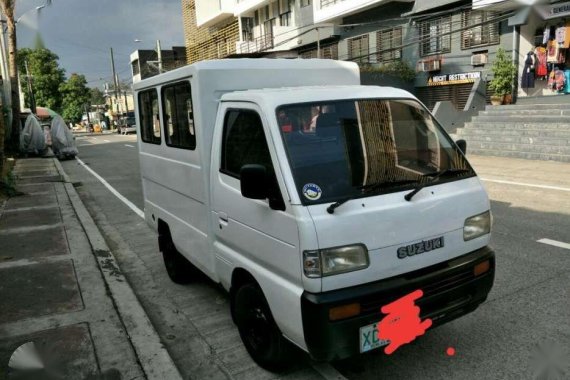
[134,59,495,369]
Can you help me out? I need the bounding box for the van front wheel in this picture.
[233,283,292,372]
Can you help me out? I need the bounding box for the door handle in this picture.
[219,212,229,223]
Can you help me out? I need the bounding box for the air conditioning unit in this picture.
[417,59,441,72]
[471,53,488,66]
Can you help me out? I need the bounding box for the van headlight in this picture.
[464,211,491,241]
[303,244,369,278]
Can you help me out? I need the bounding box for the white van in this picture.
[134,59,494,370]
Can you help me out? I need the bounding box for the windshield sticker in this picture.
[303,184,322,201]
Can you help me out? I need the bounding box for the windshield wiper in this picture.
[404,169,471,202]
[327,179,418,215]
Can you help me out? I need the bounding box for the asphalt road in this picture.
[62,134,570,380]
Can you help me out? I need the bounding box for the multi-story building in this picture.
[182,0,240,64]
[234,0,336,58]
[130,46,187,83]
[182,1,525,109]
[403,0,514,110]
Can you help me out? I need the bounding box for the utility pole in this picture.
[156,39,163,74]
[24,60,36,114]
[123,90,128,114]
[110,47,120,123]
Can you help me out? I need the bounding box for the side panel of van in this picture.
[137,80,216,280]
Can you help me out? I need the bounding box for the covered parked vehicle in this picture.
[51,115,78,160]
[20,114,46,155]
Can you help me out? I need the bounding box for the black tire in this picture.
[160,233,195,284]
[233,283,293,372]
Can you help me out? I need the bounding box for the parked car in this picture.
[119,117,137,134]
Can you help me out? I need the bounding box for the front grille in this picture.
[359,266,475,315]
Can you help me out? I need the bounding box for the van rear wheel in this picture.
[233,283,293,372]
[160,234,195,284]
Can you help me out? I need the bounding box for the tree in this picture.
[18,47,66,113]
[60,74,90,123]
[90,87,106,105]
[489,48,517,97]
[0,0,53,160]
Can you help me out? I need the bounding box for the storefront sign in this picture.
[427,72,481,86]
[536,1,570,20]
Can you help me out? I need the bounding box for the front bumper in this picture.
[301,246,495,361]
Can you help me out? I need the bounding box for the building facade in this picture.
[185,1,568,106]
[130,46,187,83]
[182,0,240,64]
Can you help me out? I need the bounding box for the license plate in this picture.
[359,322,390,353]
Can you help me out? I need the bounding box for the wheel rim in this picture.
[243,304,272,352]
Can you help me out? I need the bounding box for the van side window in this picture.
[139,89,161,144]
[221,109,272,179]
[162,81,196,150]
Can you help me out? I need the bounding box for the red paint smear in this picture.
[377,289,432,355]
[447,347,456,356]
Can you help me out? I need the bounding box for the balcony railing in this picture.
[240,29,274,53]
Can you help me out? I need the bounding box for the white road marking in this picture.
[76,157,144,219]
[125,144,135,148]
[481,178,570,192]
[311,363,348,380]
[104,139,111,143]
[538,239,570,250]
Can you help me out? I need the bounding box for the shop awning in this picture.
[402,0,464,17]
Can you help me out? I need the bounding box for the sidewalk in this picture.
[0,158,179,380]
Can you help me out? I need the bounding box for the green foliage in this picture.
[488,48,517,96]
[360,61,416,82]
[60,73,91,123]
[18,47,66,112]
[90,87,106,105]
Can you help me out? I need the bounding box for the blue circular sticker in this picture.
[303,184,322,201]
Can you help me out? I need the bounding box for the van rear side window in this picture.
[139,89,161,145]
[162,82,196,150]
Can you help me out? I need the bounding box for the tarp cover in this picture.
[20,115,46,154]
[51,115,78,157]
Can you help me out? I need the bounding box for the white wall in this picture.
[313,0,386,23]
[196,0,234,27]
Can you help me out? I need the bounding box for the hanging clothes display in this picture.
[547,40,560,63]
[556,25,566,47]
[535,47,548,77]
[548,70,566,92]
[521,52,536,89]
[543,26,551,44]
[565,21,570,48]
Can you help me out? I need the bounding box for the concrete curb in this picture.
[73,131,117,137]
[53,158,183,380]
[52,158,71,183]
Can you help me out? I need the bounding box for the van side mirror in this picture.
[456,139,467,155]
[241,165,268,200]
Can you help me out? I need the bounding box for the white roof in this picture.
[133,58,360,91]
[220,85,417,108]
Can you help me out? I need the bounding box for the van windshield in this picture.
[277,99,475,205]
